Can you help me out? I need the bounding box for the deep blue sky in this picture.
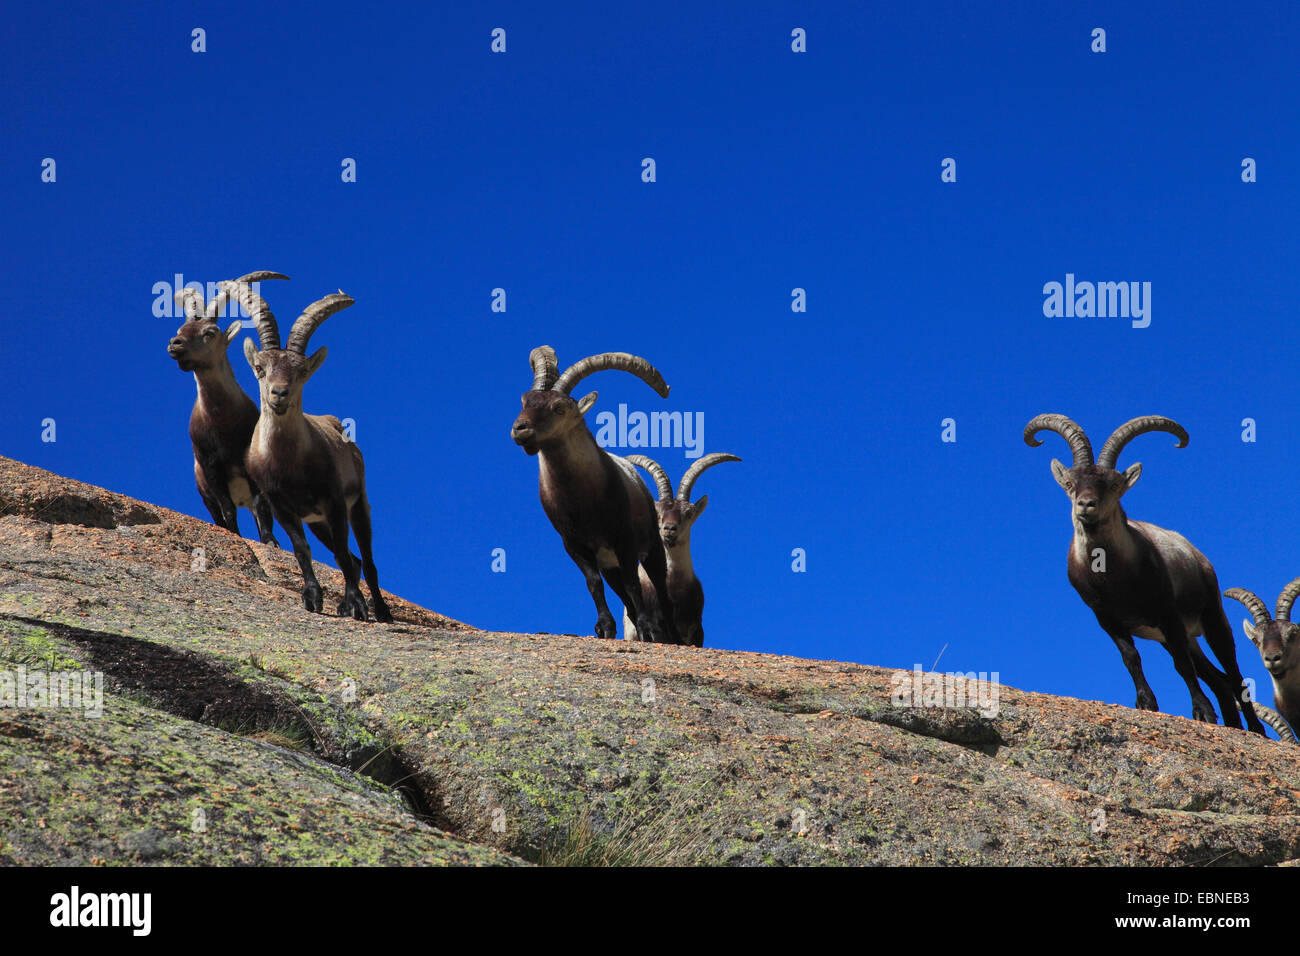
[2,2,1297,724]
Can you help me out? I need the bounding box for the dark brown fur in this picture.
[167,318,277,544]
[1053,463,1264,734]
[512,391,677,643]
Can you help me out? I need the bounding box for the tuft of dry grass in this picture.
[538,765,744,866]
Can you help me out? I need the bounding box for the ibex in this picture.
[167,271,286,545]
[1223,580,1300,742]
[511,345,677,642]
[1025,413,1265,734]
[622,453,741,647]
[224,280,392,623]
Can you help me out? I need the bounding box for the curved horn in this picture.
[174,288,207,321]
[678,453,742,502]
[205,271,289,320]
[1023,415,1094,469]
[626,455,673,502]
[285,290,354,354]
[219,280,281,351]
[1096,416,1188,469]
[554,352,670,399]
[1246,701,1298,744]
[1275,577,1300,623]
[1225,588,1272,626]
[530,345,559,391]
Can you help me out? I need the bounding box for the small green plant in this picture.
[2,629,82,672]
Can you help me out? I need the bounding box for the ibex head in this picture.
[167,272,287,373]
[511,345,669,456]
[627,453,741,548]
[1225,580,1300,680]
[1024,414,1189,530]
[223,280,354,417]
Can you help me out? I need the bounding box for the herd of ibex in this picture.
[167,274,740,646]
[165,272,1297,743]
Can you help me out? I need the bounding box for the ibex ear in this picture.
[1050,459,1073,494]
[576,391,598,415]
[692,494,709,518]
[1120,463,1142,495]
[1243,619,1262,647]
[224,321,242,344]
[306,346,328,377]
[243,337,259,368]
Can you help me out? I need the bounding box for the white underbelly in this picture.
[228,477,253,508]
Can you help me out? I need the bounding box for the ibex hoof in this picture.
[1192,702,1219,724]
[338,592,369,622]
[302,587,324,613]
[373,600,394,624]
[1135,691,1158,712]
